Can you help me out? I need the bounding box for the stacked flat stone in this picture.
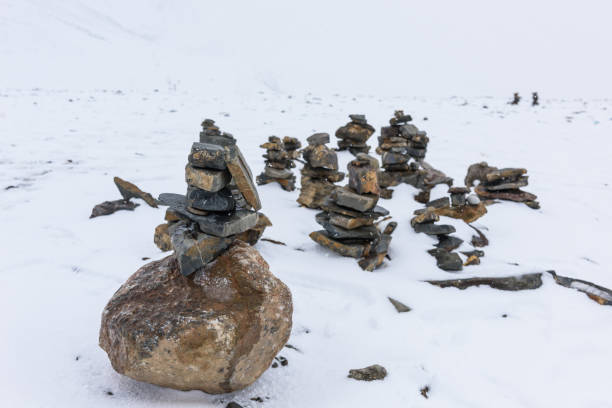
[377,110,452,199]
[335,114,376,155]
[309,153,397,271]
[256,136,298,191]
[282,136,302,161]
[155,119,267,277]
[296,133,345,209]
[465,162,539,209]
[411,200,464,272]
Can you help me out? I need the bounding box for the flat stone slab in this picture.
[321,198,389,219]
[475,185,537,202]
[413,223,456,235]
[186,186,235,212]
[348,159,380,195]
[114,177,158,207]
[332,186,378,212]
[303,145,338,170]
[185,164,232,192]
[485,168,527,183]
[225,145,262,211]
[188,142,227,170]
[316,213,379,240]
[435,235,464,251]
[264,166,293,179]
[484,177,529,191]
[169,222,235,276]
[90,199,139,218]
[307,132,330,146]
[427,273,544,291]
[309,230,367,258]
[159,193,258,237]
[328,213,374,230]
[428,248,463,271]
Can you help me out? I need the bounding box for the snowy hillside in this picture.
[1,1,612,408]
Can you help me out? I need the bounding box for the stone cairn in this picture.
[335,114,376,155]
[296,132,345,209]
[309,153,397,271]
[154,119,270,274]
[465,162,539,209]
[256,136,301,191]
[377,110,452,199]
[100,119,292,395]
[410,190,486,271]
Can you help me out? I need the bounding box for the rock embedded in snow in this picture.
[348,364,388,381]
[99,241,293,393]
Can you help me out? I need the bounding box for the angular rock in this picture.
[225,145,262,211]
[428,249,463,271]
[464,162,498,187]
[321,199,389,219]
[329,213,374,230]
[90,199,139,218]
[388,297,411,313]
[547,270,612,306]
[177,207,258,237]
[410,208,440,226]
[309,231,367,258]
[435,235,464,251]
[485,168,527,183]
[348,158,380,195]
[189,142,227,170]
[264,167,293,179]
[169,222,235,276]
[335,122,375,144]
[306,132,330,146]
[469,224,489,247]
[475,185,537,202]
[114,177,158,207]
[484,177,529,191]
[185,164,231,193]
[99,241,292,393]
[427,273,543,291]
[348,364,387,381]
[235,213,272,245]
[426,197,450,209]
[302,145,338,170]
[154,223,172,251]
[332,187,378,212]
[433,202,487,223]
[414,223,456,235]
[186,186,235,212]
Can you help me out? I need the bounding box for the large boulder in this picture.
[99,241,292,394]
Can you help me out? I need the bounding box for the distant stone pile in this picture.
[310,153,396,271]
[335,114,376,155]
[377,110,451,199]
[155,119,268,276]
[297,133,345,209]
[256,136,300,191]
[465,162,539,209]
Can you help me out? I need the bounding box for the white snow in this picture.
[1,1,612,407]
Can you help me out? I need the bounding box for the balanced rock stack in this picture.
[282,136,302,161]
[465,162,539,209]
[335,114,376,155]
[297,133,345,209]
[411,203,464,271]
[256,136,298,191]
[309,153,396,271]
[377,110,452,199]
[100,119,292,394]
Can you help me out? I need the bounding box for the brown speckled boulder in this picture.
[99,241,292,394]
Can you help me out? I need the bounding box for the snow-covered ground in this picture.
[2,1,612,407]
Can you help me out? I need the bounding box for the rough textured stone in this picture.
[428,249,463,271]
[427,273,543,291]
[185,164,231,193]
[154,223,172,251]
[426,197,450,209]
[264,167,293,179]
[90,199,139,218]
[414,223,456,235]
[464,162,498,187]
[302,145,338,170]
[189,142,227,170]
[328,213,374,230]
[410,208,440,226]
[225,145,262,211]
[114,177,158,207]
[297,178,336,209]
[335,122,375,144]
[348,365,387,381]
[309,231,367,258]
[332,187,378,212]
[435,235,464,251]
[433,202,487,223]
[485,168,527,183]
[348,159,380,195]
[547,270,612,306]
[169,222,235,276]
[306,132,330,146]
[186,186,235,212]
[99,241,293,393]
[235,213,272,245]
[475,185,537,202]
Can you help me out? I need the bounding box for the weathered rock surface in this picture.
[90,199,139,218]
[348,364,388,381]
[388,297,411,313]
[433,202,487,223]
[185,164,232,193]
[427,273,543,290]
[99,241,293,394]
[114,177,158,208]
[154,223,172,251]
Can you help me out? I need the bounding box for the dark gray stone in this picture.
[414,223,456,235]
[427,273,544,291]
[428,249,463,271]
[435,235,464,251]
[316,213,379,240]
[186,186,235,212]
[90,199,139,218]
[381,151,408,166]
[399,124,419,138]
[332,187,378,212]
[264,166,293,179]
[169,221,234,276]
[461,250,485,258]
[307,132,330,146]
[158,193,187,207]
[451,193,466,207]
[426,197,450,209]
[349,114,367,124]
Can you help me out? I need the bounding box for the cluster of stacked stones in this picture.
[465,162,539,209]
[377,110,451,199]
[154,119,269,276]
[410,188,485,271]
[310,153,397,271]
[256,136,301,191]
[296,133,345,209]
[335,114,376,155]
